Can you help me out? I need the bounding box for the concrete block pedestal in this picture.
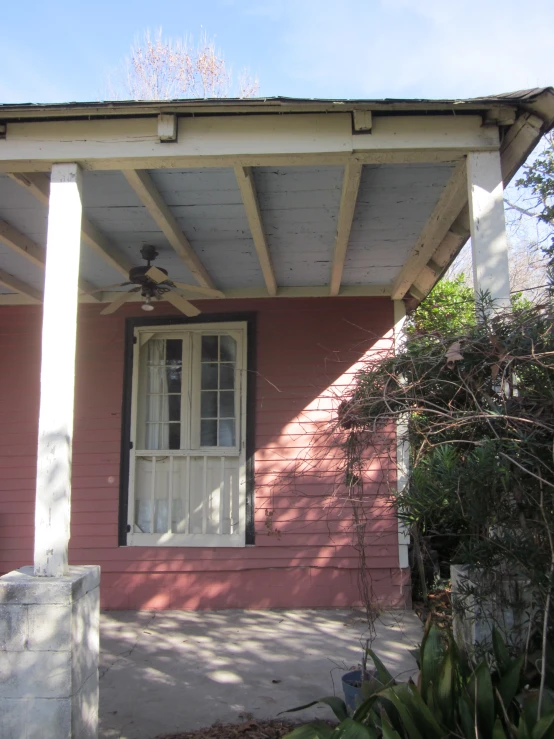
[0,565,100,739]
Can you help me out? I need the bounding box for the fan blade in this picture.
[100,291,132,315]
[172,281,225,298]
[146,266,169,285]
[164,291,201,317]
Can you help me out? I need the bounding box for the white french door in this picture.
[127,322,247,546]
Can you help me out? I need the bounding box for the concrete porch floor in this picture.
[99,609,422,739]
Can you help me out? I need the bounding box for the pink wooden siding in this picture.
[0,297,410,610]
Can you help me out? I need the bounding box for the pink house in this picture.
[0,90,552,611]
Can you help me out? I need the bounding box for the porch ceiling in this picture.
[0,88,552,307]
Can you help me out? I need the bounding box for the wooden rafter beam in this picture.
[0,267,42,302]
[122,169,215,290]
[0,216,98,298]
[234,166,277,296]
[330,160,363,296]
[8,171,133,279]
[406,108,550,305]
[391,160,468,300]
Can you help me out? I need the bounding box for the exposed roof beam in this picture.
[500,113,543,183]
[411,213,469,298]
[330,160,363,296]
[7,171,132,279]
[406,106,551,305]
[0,268,42,302]
[234,166,277,296]
[80,217,132,277]
[8,172,50,206]
[0,216,98,298]
[122,169,215,290]
[391,160,468,300]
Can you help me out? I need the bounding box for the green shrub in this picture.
[282,625,554,739]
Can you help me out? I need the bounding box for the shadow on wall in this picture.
[0,298,405,610]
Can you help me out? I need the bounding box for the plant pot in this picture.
[341,670,363,713]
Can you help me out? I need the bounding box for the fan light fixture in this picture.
[142,296,154,312]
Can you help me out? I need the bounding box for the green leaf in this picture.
[283,722,335,739]
[381,683,444,739]
[352,695,379,724]
[367,649,395,686]
[331,718,376,739]
[458,694,476,739]
[497,656,524,709]
[281,698,348,722]
[381,712,404,739]
[420,625,445,702]
[361,678,385,700]
[532,711,554,739]
[492,628,512,675]
[380,686,423,739]
[492,717,508,739]
[436,650,454,725]
[405,681,446,739]
[469,661,495,739]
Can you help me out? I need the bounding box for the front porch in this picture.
[99,608,422,739]
[1,89,553,738]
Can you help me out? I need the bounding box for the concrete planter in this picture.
[451,564,536,657]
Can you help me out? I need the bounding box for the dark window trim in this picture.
[118,312,257,546]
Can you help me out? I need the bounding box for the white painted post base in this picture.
[0,565,100,739]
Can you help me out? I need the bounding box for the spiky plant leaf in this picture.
[281,698,348,723]
[283,722,335,739]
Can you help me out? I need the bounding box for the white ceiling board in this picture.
[148,168,263,289]
[254,166,343,286]
[0,242,45,291]
[342,163,456,286]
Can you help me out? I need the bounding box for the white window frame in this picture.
[127,321,248,547]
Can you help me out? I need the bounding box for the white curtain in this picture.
[145,339,169,450]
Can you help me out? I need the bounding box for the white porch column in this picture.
[34,163,83,577]
[0,163,99,738]
[467,151,511,308]
[393,300,410,571]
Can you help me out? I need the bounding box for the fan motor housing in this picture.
[129,265,168,285]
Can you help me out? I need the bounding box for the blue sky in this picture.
[1,0,553,104]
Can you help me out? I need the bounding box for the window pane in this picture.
[166,367,181,394]
[220,364,235,390]
[202,336,218,362]
[201,420,217,446]
[166,339,182,362]
[220,335,236,362]
[219,419,235,447]
[168,395,181,422]
[201,363,218,389]
[201,391,218,418]
[168,423,181,450]
[219,391,235,418]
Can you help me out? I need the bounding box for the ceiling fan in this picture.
[99,245,223,316]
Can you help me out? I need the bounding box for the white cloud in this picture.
[241,0,554,99]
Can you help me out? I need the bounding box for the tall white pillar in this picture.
[1,162,99,738]
[393,299,410,570]
[467,151,511,309]
[34,163,83,577]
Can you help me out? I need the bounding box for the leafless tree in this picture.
[105,29,259,101]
